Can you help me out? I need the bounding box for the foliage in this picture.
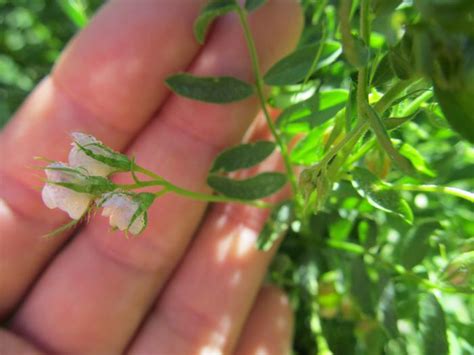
[0,0,102,127]
[1,0,473,353]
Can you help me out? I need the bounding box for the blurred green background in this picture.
[0,0,101,127]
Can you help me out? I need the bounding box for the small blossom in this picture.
[69,132,117,177]
[100,192,147,235]
[41,163,93,219]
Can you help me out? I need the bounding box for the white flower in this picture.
[100,193,146,235]
[41,163,93,219]
[69,132,116,177]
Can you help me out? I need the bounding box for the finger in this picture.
[127,156,289,355]
[126,110,290,354]
[11,2,302,354]
[0,330,43,355]
[234,286,294,355]
[0,0,206,316]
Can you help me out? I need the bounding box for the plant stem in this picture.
[236,6,299,198]
[123,165,272,208]
[318,78,416,172]
[303,22,327,85]
[356,0,370,124]
[159,179,272,208]
[326,240,472,294]
[311,302,333,355]
[373,78,418,113]
[356,0,370,111]
[359,0,370,44]
[401,90,433,116]
[393,184,474,203]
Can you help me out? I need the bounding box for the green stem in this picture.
[311,301,333,355]
[362,101,414,173]
[318,78,416,172]
[339,0,360,68]
[303,22,327,85]
[159,179,272,208]
[393,184,474,203]
[373,78,418,113]
[345,138,376,166]
[236,6,299,198]
[125,165,272,208]
[326,240,472,294]
[356,0,369,121]
[359,0,370,44]
[320,119,367,168]
[400,89,433,116]
[327,239,365,254]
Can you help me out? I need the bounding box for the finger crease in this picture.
[50,74,135,138]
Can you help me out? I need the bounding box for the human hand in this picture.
[0,0,302,353]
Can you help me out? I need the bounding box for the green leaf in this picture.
[419,294,449,355]
[264,41,342,86]
[207,172,287,200]
[350,257,374,316]
[329,219,352,241]
[372,0,402,16]
[400,221,440,269]
[377,282,399,338]
[57,0,89,28]
[416,0,474,34]
[76,142,132,172]
[388,34,415,80]
[210,141,276,173]
[165,73,254,103]
[384,114,418,131]
[257,201,293,251]
[296,102,345,129]
[128,192,156,236]
[278,89,348,132]
[363,102,415,175]
[351,167,413,223]
[385,339,407,355]
[372,54,395,87]
[396,141,436,178]
[245,0,266,12]
[442,251,474,286]
[290,122,330,165]
[276,95,318,129]
[53,176,116,195]
[341,34,370,68]
[434,84,474,143]
[319,89,349,108]
[193,0,238,44]
[358,219,377,248]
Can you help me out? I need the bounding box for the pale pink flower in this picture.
[41,163,92,219]
[100,193,145,235]
[69,132,116,177]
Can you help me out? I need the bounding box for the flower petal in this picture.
[41,184,58,209]
[100,193,142,233]
[42,162,93,219]
[69,147,115,177]
[42,183,91,219]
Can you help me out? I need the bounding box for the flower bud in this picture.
[100,192,155,235]
[69,132,131,177]
[42,163,93,219]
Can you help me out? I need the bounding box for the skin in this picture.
[0,0,302,354]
